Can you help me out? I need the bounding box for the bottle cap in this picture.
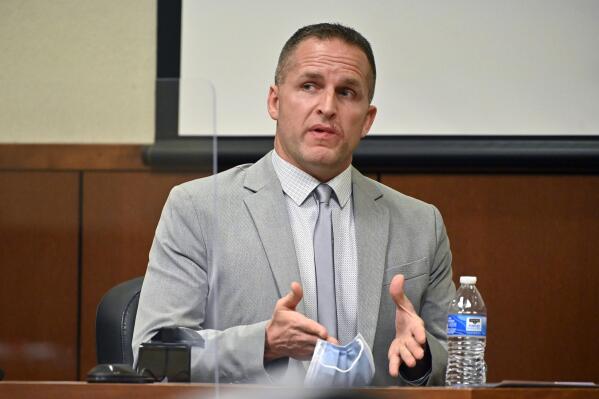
[460,276,477,284]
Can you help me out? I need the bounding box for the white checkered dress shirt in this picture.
[272,150,358,344]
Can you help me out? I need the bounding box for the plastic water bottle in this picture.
[445,276,487,386]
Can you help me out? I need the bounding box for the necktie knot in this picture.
[315,184,333,205]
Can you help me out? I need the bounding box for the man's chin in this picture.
[302,152,351,174]
[303,152,340,167]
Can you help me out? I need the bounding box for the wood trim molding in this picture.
[0,144,149,171]
[144,136,599,173]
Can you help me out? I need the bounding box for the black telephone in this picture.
[136,326,204,382]
[87,327,203,383]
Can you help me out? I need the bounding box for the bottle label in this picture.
[447,314,487,337]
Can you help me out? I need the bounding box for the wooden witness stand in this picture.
[0,382,598,399]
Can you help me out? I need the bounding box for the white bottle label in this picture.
[447,314,487,337]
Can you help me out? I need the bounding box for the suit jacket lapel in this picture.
[242,153,305,314]
[352,169,389,349]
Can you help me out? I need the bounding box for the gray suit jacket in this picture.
[132,151,455,385]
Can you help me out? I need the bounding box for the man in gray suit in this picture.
[133,23,455,386]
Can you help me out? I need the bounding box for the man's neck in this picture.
[272,147,350,183]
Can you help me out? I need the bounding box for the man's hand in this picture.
[387,274,427,377]
[265,282,338,362]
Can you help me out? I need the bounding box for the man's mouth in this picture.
[309,125,339,135]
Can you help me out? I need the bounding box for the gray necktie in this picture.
[313,184,337,339]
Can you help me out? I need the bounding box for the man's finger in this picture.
[389,274,404,300]
[390,274,418,316]
[389,274,406,308]
[388,341,401,377]
[398,344,416,368]
[405,338,425,361]
[297,316,330,340]
[412,322,427,345]
[388,355,400,377]
[277,282,303,310]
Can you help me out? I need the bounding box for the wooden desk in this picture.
[0,382,597,399]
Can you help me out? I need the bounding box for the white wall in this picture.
[180,0,599,136]
[0,0,156,143]
[2,1,597,143]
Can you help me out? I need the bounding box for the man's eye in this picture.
[340,88,355,97]
[302,83,316,91]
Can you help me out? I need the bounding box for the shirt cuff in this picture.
[399,368,431,386]
[397,340,432,386]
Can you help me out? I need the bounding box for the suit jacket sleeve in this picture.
[422,204,455,386]
[132,185,272,383]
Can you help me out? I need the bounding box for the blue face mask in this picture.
[304,333,375,387]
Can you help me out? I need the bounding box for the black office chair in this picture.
[95,277,144,366]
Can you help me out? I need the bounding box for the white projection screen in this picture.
[178,0,599,137]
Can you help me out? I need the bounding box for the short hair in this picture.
[275,23,377,102]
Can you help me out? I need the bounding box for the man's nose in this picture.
[317,89,337,119]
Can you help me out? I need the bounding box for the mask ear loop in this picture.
[317,338,364,373]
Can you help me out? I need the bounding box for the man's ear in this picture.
[267,85,279,121]
[360,105,377,138]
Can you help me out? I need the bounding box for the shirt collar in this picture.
[271,149,352,208]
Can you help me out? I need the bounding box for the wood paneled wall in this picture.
[0,171,79,380]
[381,175,599,382]
[0,145,598,383]
[79,171,204,377]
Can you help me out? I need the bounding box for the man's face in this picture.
[268,38,377,181]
